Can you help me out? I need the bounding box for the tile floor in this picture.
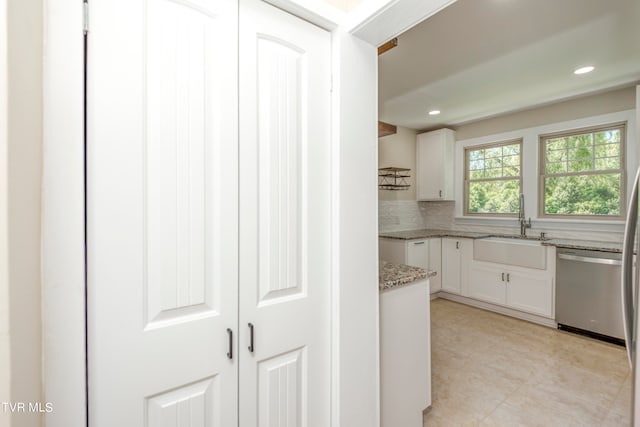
[424,299,631,426]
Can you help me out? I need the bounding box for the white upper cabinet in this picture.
[416,128,455,201]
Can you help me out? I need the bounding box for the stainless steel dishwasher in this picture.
[556,248,624,345]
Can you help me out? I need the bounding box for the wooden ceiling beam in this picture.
[378,121,397,137]
[377,38,398,56]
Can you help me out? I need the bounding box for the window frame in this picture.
[464,138,523,217]
[538,122,627,220]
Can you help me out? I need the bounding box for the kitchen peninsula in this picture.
[379,260,434,426]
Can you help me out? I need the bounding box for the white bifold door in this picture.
[86,0,331,425]
[238,0,331,425]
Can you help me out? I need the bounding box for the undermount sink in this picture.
[474,236,547,270]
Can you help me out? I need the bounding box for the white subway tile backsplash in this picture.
[378,200,425,232]
[379,199,624,243]
[418,201,455,230]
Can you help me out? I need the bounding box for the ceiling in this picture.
[378,0,640,131]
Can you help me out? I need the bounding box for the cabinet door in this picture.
[87,0,239,425]
[416,129,455,200]
[406,240,429,269]
[428,238,442,293]
[239,1,331,425]
[416,133,445,200]
[468,263,506,305]
[506,270,553,317]
[441,238,461,293]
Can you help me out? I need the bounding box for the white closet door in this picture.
[238,0,332,425]
[86,0,238,425]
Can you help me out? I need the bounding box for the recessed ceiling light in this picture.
[574,66,595,75]
[428,110,441,115]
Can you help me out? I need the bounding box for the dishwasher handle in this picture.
[558,253,622,266]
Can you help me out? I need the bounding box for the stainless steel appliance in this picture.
[622,166,640,423]
[556,248,623,345]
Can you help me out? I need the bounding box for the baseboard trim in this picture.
[432,292,557,328]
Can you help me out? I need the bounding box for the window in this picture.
[539,123,625,219]
[464,139,522,216]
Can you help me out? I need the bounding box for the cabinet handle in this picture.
[413,241,425,245]
[501,272,505,282]
[506,273,511,283]
[226,328,233,359]
[456,241,459,249]
[439,190,442,198]
[248,323,255,353]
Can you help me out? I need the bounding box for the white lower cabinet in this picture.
[506,270,554,317]
[467,263,505,305]
[379,237,442,294]
[441,238,472,295]
[380,280,431,427]
[381,234,556,321]
[428,239,442,293]
[468,262,554,318]
[407,240,429,269]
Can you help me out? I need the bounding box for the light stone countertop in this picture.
[542,239,623,253]
[379,228,623,253]
[379,228,491,240]
[379,260,436,292]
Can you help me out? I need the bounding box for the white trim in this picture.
[454,215,625,234]
[42,0,86,425]
[330,27,380,427]
[347,0,457,45]
[263,0,344,30]
[0,0,10,417]
[455,109,637,227]
[330,30,341,422]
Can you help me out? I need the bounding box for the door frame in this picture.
[41,0,457,425]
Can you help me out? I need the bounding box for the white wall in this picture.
[378,125,417,201]
[333,27,380,427]
[6,0,44,425]
[0,0,11,425]
[637,85,640,165]
[453,86,636,141]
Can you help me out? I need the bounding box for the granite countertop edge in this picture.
[379,228,622,253]
[379,260,436,292]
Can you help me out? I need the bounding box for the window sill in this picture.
[454,215,624,233]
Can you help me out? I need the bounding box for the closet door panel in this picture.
[239,0,332,425]
[87,0,238,425]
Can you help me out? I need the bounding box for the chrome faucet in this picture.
[518,193,531,237]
